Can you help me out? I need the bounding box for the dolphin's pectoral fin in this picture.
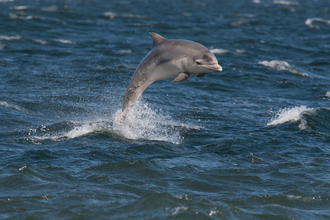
[197,73,206,77]
[173,72,190,82]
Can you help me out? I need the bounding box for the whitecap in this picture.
[273,0,299,5]
[104,12,116,19]
[210,48,230,54]
[236,49,247,54]
[54,39,76,44]
[267,106,313,127]
[0,101,26,111]
[0,35,21,41]
[9,13,33,20]
[325,91,330,98]
[305,18,330,29]
[42,6,62,12]
[33,39,47,45]
[117,49,132,54]
[259,60,309,77]
[10,6,29,10]
[104,12,148,20]
[19,165,27,171]
[170,206,188,216]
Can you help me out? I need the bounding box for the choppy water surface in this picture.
[1,0,330,219]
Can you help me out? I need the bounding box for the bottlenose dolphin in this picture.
[117,32,222,123]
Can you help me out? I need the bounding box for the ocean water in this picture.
[1,0,330,219]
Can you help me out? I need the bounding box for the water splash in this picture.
[29,101,200,144]
[113,101,201,144]
[267,106,313,129]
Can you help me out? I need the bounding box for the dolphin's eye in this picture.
[195,61,202,65]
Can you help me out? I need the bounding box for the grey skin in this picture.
[117,32,222,123]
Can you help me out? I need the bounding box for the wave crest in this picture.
[259,60,308,77]
[267,106,313,127]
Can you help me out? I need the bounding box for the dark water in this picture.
[1,0,330,219]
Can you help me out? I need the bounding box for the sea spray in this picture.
[113,101,201,144]
[29,100,201,144]
[267,105,313,127]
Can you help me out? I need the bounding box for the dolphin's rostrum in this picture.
[117,32,222,123]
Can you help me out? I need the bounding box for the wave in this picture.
[10,5,29,10]
[325,91,330,98]
[0,35,21,41]
[32,39,47,45]
[210,48,246,55]
[259,60,308,77]
[0,101,27,112]
[104,12,148,20]
[54,39,75,44]
[28,101,201,144]
[0,35,67,45]
[116,49,132,55]
[305,18,330,29]
[9,13,33,20]
[267,106,330,135]
[267,106,313,130]
[210,48,230,54]
[273,0,299,5]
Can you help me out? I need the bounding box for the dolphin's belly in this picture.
[149,58,190,82]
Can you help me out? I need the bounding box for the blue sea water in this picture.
[1,0,330,219]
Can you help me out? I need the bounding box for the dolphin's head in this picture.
[189,49,223,74]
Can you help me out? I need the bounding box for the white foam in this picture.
[54,39,75,44]
[117,49,132,54]
[29,101,200,144]
[267,106,313,127]
[0,35,21,41]
[273,0,299,5]
[9,13,33,20]
[10,6,29,10]
[19,165,27,171]
[210,48,230,54]
[0,101,26,111]
[104,12,148,20]
[305,18,330,29]
[170,206,188,216]
[42,6,60,12]
[113,101,200,144]
[325,91,330,98]
[29,121,106,143]
[33,39,47,45]
[259,60,309,77]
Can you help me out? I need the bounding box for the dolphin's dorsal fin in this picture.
[149,32,167,48]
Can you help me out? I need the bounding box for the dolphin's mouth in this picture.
[204,63,223,72]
